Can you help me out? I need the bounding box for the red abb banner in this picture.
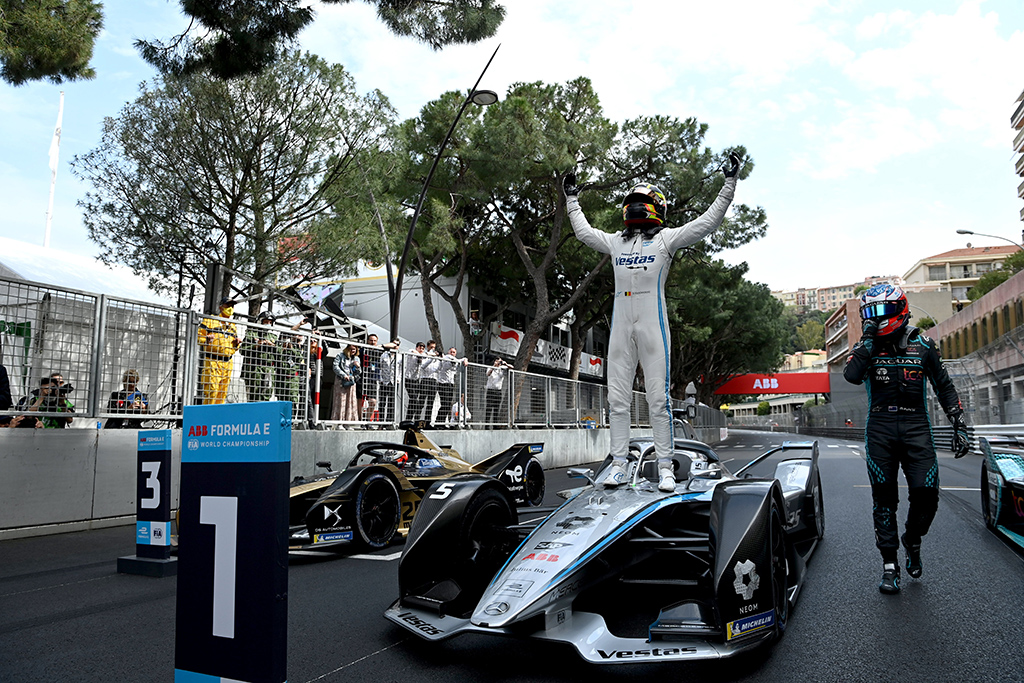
[714,373,830,395]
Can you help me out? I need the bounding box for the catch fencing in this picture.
[1,276,715,431]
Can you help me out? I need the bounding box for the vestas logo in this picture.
[498,328,520,341]
[615,255,655,267]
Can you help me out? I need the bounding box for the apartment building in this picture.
[902,245,1019,308]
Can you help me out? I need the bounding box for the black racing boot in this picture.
[902,533,922,578]
[879,563,901,594]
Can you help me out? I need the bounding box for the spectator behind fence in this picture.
[420,341,442,424]
[198,298,240,404]
[105,369,150,429]
[436,347,469,425]
[404,342,427,421]
[332,344,361,425]
[449,392,471,428]
[485,357,509,427]
[19,376,74,428]
[240,311,277,402]
[275,331,304,419]
[361,334,382,424]
[379,339,400,425]
[0,362,11,427]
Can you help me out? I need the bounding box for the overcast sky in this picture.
[1,0,1022,293]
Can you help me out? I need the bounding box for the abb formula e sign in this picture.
[714,373,830,395]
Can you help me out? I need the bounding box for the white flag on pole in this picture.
[48,93,64,174]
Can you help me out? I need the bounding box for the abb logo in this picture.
[752,378,779,389]
[187,425,209,436]
[521,552,559,562]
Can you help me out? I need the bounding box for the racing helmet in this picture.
[859,284,910,336]
[622,183,667,235]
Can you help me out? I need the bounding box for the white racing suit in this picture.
[566,176,736,468]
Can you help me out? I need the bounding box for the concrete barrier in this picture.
[3,426,714,539]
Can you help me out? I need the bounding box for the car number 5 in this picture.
[430,483,455,500]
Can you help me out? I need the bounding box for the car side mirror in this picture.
[567,467,595,486]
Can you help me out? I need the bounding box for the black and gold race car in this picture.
[288,422,546,551]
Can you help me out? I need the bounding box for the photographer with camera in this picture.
[105,369,149,429]
[20,375,74,428]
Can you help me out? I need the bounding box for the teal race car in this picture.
[980,436,1024,550]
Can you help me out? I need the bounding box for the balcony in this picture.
[1014,98,1024,130]
[1019,178,1024,199]
[1016,126,1024,153]
[1017,153,1024,176]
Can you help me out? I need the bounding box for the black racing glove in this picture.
[949,411,970,458]
[861,318,879,341]
[562,172,580,198]
[723,153,741,178]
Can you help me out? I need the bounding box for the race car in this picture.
[385,437,824,663]
[288,421,546,551]
[980,436,1024,550]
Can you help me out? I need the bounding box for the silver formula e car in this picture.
[385,437,824,663]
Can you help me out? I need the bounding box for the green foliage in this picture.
[780,307,827,354]
[71,50,396,302]
[757,400,771,416]
[139,0,506,79]
[916,316,936,330]
[795,319,824,350]
[968,252,1024,300]
[0,0,102,85]
[387,75,773,372]
[854,284,868,295]
[669,261,787,405]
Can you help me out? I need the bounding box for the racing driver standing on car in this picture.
[563,154,739,492]
[844,284,970,594]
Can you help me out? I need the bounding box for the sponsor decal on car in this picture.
[496,579,533,597]
[596,647,697,659]
[529,444,543,453]
[313,531,353,544]
[521,552,560,563]
[505,465,523,483]
[725,609,775,640]
[396,612,443,636]
[555,516,595,530]
[483,602,510,616]
[733,559,760,600]
[534,541,571,550]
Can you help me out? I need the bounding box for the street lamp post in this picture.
[389,45,500,338]
[956,229,1024,250]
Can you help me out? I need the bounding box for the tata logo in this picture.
[752,378,779,389]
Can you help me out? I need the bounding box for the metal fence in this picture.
[2,275,716,431]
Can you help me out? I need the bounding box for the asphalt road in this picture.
[2,430,1023,682]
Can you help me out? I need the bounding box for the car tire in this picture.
[457,489,516,599]
[811,471,825,541]
[770,502,789,640]
[524,458,546,507]
[354,472,400,548]
[981,462,997,531]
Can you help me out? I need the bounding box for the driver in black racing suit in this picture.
[843,284,970,594]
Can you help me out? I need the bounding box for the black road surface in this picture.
[2,430,1023,682]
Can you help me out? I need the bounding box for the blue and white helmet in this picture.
[860,284,910,337]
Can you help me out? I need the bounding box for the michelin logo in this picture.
[726,609,775,640]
